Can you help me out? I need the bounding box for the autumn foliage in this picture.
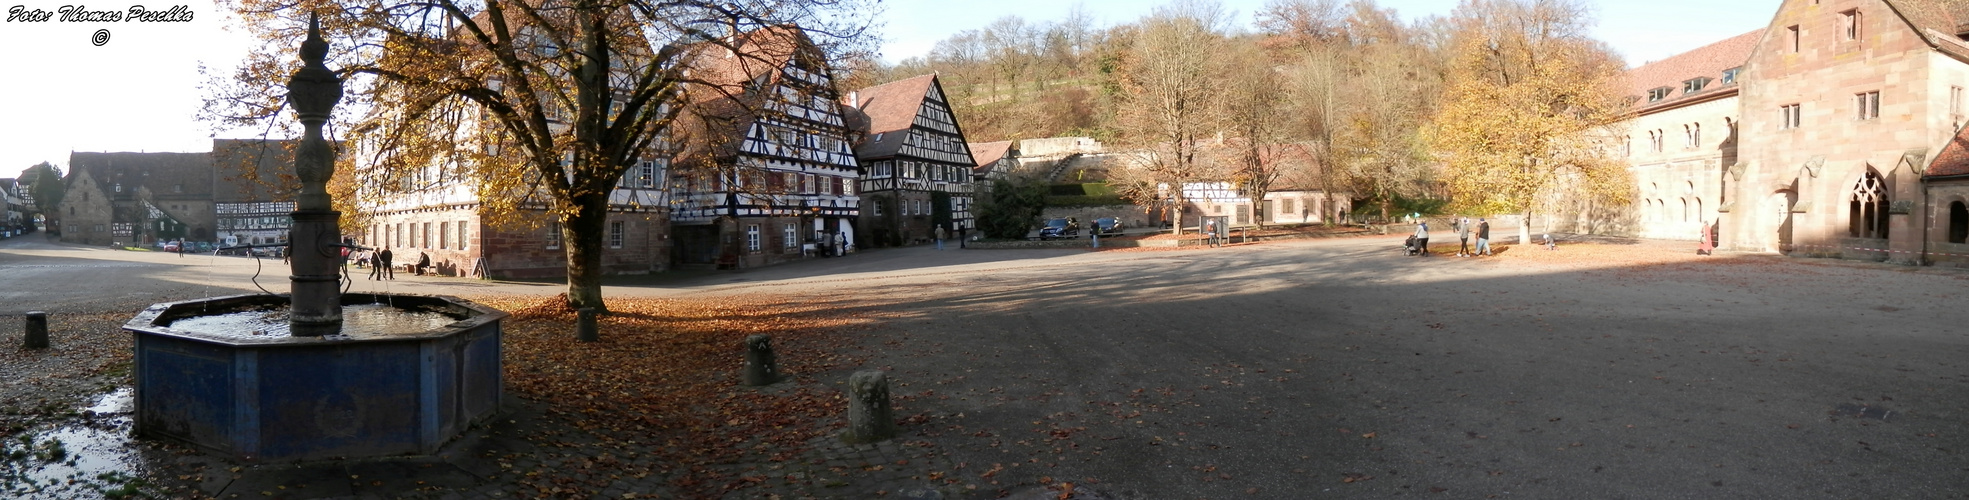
[470,294,883,496]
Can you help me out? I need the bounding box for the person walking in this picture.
[1456,218,1472,257]
[1475,218,1492,256]
[934,225,947,250]
[833,232,846,257]
[1413,221,1431,256]
[378,248,395,280]
[367,250,383,280]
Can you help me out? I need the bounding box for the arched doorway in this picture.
[1766,190,1796,253]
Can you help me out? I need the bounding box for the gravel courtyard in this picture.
[2,233,1966,498]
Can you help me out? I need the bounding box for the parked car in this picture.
[1091,217,1124,237]
[1036,217,1079,240]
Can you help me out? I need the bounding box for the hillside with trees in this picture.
[880,0,1632,225]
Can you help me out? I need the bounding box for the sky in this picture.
[0,0,1773,176]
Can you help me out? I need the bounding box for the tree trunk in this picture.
[1519,210,1534,250]
[563,193,610,313]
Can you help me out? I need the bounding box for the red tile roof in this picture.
[1624,29,1763,112]
[843,74,937,158]
[1928,124,1969,177]
[970,141,1013,171]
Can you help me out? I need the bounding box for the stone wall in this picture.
[365,207,671,279]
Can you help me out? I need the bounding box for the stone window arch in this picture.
[1693,198,1704,222]
[1848,171,1890,239]
[1950,200,1968,244]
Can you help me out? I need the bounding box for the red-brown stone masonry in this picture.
[1729,0,1965,259]
[367,207,669,279]
[734,216,813,269]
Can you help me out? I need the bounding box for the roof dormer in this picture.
[1647,86,1674,103]
[1683,77,1712,95]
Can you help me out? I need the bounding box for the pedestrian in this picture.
[378,248,395,280]
[367,250,383,280]
[1698,221,1714,256]
[1475,218,1492,256]
[416,251,432,276]
[1413,221,1430,256]
[934,225,947,250]
[833,232,846,257]
[1457,218,1471,257]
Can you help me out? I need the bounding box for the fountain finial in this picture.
[285,10,346,335]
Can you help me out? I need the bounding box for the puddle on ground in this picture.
[0,387,155,498]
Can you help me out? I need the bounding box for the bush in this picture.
[978,179,1047,239]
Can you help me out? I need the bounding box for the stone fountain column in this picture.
[286,15,345,336]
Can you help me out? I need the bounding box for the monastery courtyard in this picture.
[0,233,1965,498]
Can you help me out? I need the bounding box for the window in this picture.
[1950,201,1968,244]
[1841,9,1861,41]
[783,223,797,248]
[423,222,432,248]
[1780,104,1802,129]
[1682,78,1710,94]
[1721,67,1742,85]
[547,222,562,249]
[1649,130,1664,153]
[1647,87,1672,103]
[1788,25,1800,52]
[1686,124,1700,149]
[113,183,121,193]
[440,222,450,249]
[746,224,761,252]
[1953,86,1964,128]
[174,184,183,193]
[609,221,624,248]
[1855,91,1880,120]
[1849,171,1890,239]
[458,221,468,250]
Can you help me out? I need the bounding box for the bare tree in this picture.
[203,0,875,312]
[1218,42,1293,227]
[1110,0,1228,234]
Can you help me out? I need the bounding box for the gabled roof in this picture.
[1884,0,1969,61]
[844,74,937,158]
[1624,29,1762,112]
[210,139,302,202]
[1928,123,1969,177]
[67,150,212,200]
[970,141,1013,174]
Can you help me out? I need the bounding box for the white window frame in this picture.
[746,224,761,252]
[547,222,562,249]
[783,223,797,248]
[609,220,624,248]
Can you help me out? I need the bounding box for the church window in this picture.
[1849,171,1890,239]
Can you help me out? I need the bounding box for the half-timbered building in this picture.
[669,25,860,268]
[844,74,977,247]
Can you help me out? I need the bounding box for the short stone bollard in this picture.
[841,370,897,444]
[742,334,784,386]
[23,311,48,349]
[575,308,598,342]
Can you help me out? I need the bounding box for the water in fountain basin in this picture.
[165,303,462,341]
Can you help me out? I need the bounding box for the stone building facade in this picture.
[1601,31,1760,241]
[1726,0,1969,264]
